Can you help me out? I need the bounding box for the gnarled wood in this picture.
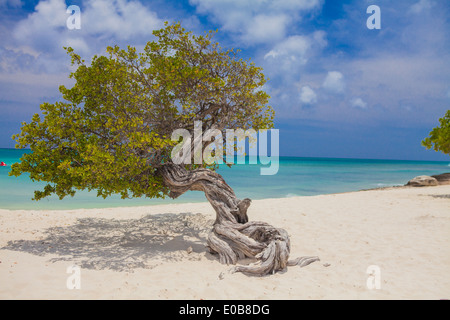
[159,162,319,276]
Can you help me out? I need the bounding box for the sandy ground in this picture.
[0,185,449,300]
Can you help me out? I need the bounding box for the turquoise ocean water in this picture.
[0,148,448,210]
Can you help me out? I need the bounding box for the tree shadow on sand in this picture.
[2,212,215,272]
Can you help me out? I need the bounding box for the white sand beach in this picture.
[1,185,449,300]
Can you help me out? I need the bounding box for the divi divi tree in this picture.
[11,23,318,276]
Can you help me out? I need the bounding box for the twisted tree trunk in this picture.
[160,162,319,276]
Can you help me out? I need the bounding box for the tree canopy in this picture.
[10,22,274,201]
[422,109,450,156]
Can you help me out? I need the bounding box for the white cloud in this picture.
[82,0,164,40]
[243,14,289,44]
[13,0,164,50]
[409,0,434,14]
[189,0,322,44]
[63,37,90,55]
[13,0,67,52]
[0,0,166,117]
[264,31,327,72]
[300,86,317,104]
[262,30,327,114]
[350,97,367,109]
[264,35,311,65]
[8,0,165,73]
[323,71,345,94]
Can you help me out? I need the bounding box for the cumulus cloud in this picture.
[3,0,327,124]
[299,86,317,104]
[261,30,327,115]
[189,0,322,44]
[82,0,164,40]
[13,0,67,53]
[264,31,327,74]
[8,0,165,73]
[2,0,448,130]
[350,97,367,109]
[323,71,345,94]
[0,0,166,120]
[264,35,311,66]
[23,0,163,44]
[243,14,289,44]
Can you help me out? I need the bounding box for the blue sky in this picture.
[0,0,449,160]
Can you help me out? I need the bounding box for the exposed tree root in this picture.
[160,163,319,276]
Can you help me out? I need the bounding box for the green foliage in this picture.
[422,110,450,156]
[10,22,274,201]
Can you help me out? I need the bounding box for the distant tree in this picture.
[10,22,318,276]
[422,110,450,156]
